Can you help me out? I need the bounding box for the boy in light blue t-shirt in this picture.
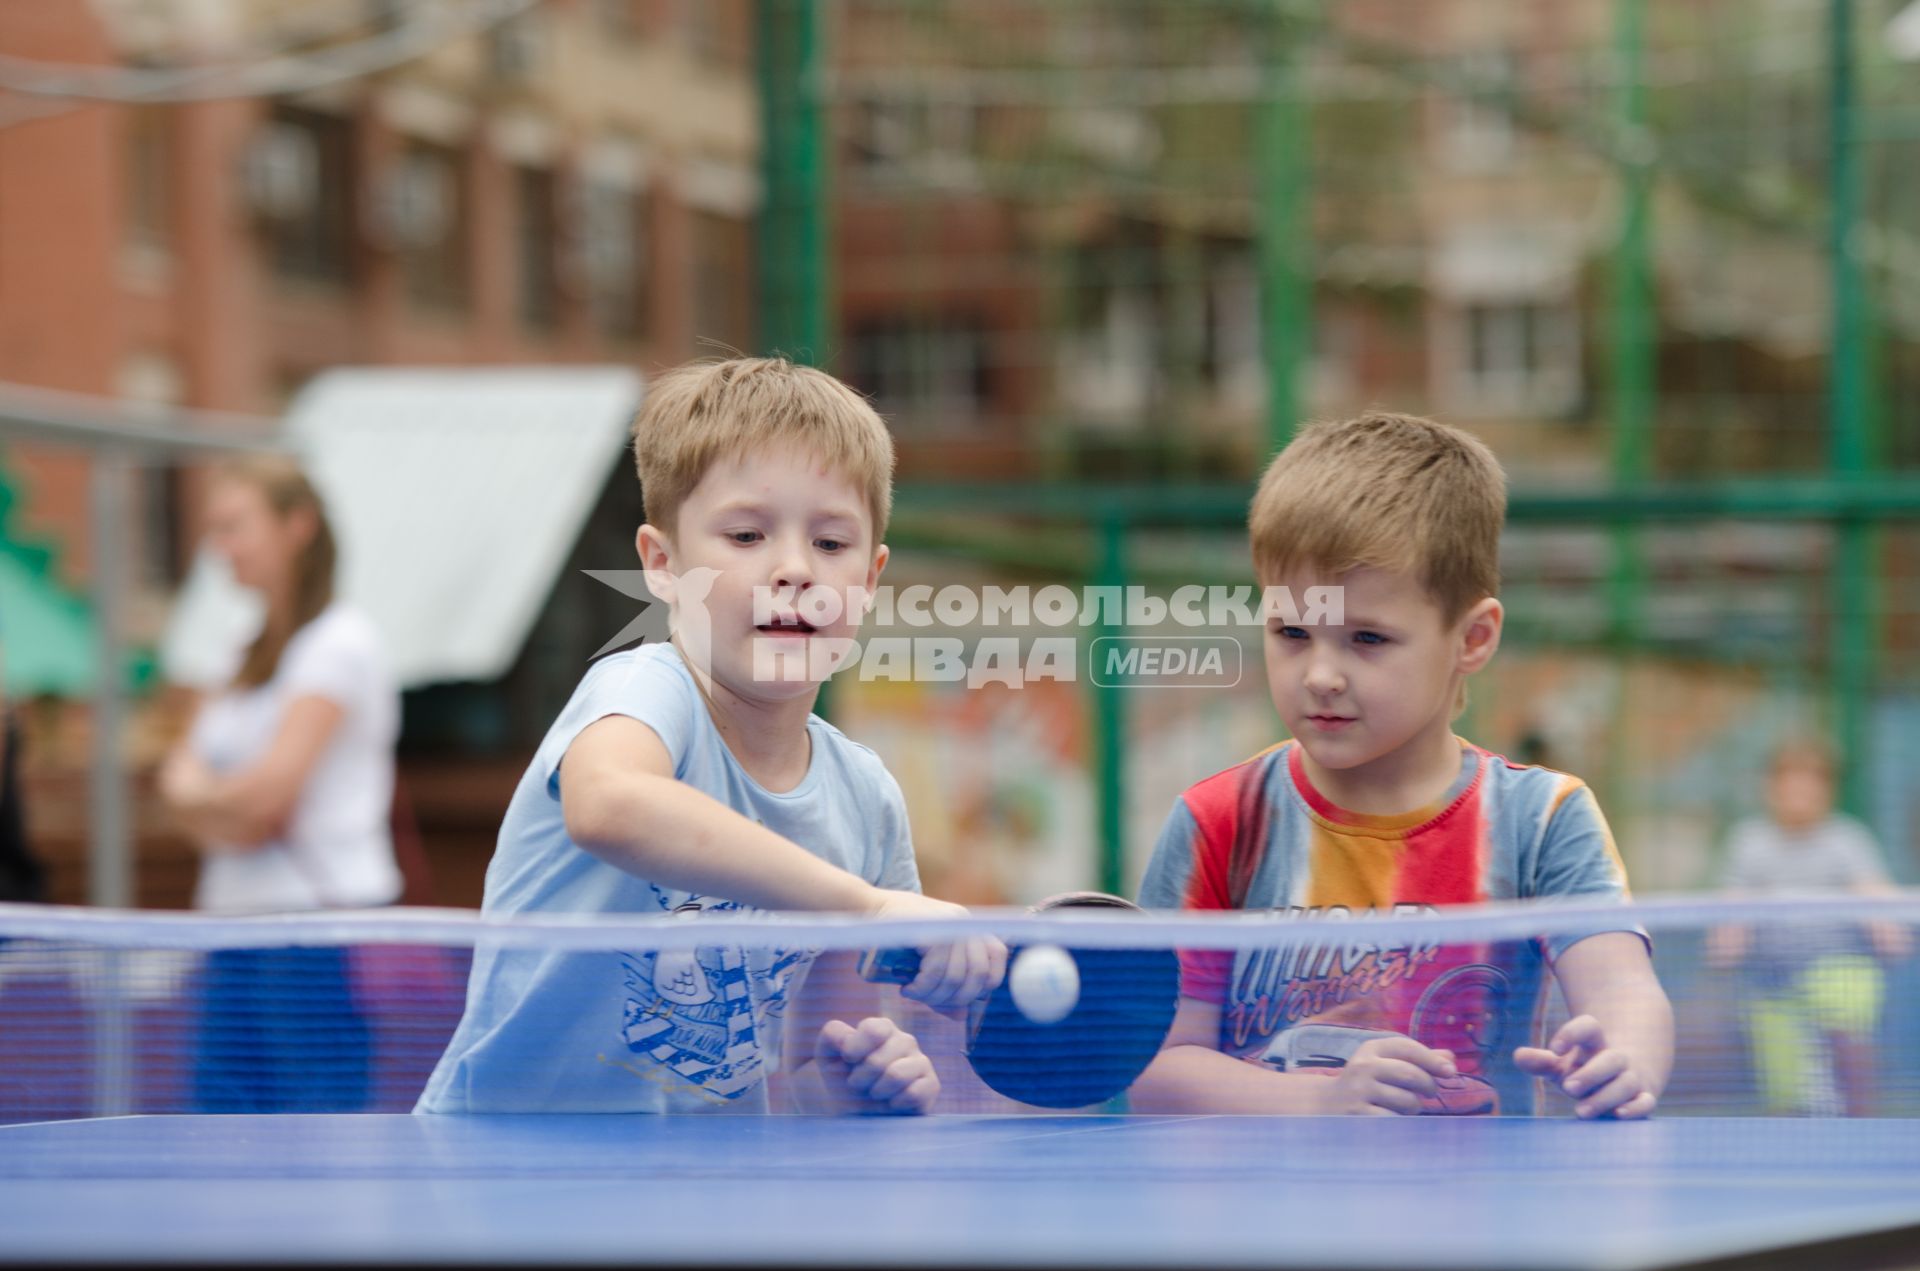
[418,358,1004,1115]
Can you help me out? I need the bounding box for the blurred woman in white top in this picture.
[159,456,400,1110]
[162,457,400,911]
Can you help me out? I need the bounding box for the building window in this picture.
[388,142,468,313]
[251,107,355,287]
[1440,49,1518,171]
[115,353,187,586]
[1061,276,1155,427]
[846,94,980,188]
[1205,250,1265,414]
[692,210,752,354]
[516,166,560,332]
[140,468,187,588]
[125,107,170,254]
[846,319,991,429]
[582,181,646,339]
[847,97,906,174]
[1445,300,1580,416]
[488,12,548,84]
[1306,308,1357,416]
[591,0,644,39]
[685,0,748,69]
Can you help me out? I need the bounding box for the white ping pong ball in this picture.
[1009,943,1080,1025]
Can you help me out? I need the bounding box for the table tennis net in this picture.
[1,896,1915,1122]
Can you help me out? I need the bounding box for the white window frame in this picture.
[1437,297,1581,418]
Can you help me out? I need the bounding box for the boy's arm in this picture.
[1522,932,1673,1119]
[1860,885,1912,960]
[1129,997,1324,1114]
[1839,828,1912,958]
[561,715,1001,1009]
[1127,995,1455,1116]
[561,714,883,913]
[1705,824,1760,967]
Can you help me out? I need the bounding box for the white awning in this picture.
[162,366,643,690]
[1890,1,1920,60]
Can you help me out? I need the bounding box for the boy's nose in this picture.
[770,539,815,591]
[1303,656,1345,696]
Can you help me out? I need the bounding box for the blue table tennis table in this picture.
[4,1114,1918,1269]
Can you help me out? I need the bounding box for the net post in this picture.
[87,448,134,1117]
[87,449,132,911]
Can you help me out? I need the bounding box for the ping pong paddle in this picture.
[859,892,1181,1109]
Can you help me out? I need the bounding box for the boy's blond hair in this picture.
[1769,739,1835,780]
[632,357,895,544]
[1250,411,1505,622]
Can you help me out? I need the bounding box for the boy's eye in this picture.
[815,537,848,554]
[726,530,762,545]
[1354,631,1389,646]
[1273,625,1308,641]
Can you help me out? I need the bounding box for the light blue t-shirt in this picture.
[416,643,919,1114]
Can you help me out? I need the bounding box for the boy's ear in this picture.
[636,524,678,604]
[865,543,889,601]
[1456,596,1504,675]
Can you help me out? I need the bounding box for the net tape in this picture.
[2,894,1916,952]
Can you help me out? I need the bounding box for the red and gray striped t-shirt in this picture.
[1137,738,1638,1113]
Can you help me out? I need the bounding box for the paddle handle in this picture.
[858,948,923,985]
[857,894,1137,989]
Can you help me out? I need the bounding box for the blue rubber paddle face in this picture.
[964,939,1181,1108]
[861,893,1182,1109]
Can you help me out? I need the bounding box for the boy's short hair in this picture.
[632,357,895,543]
[1249,411,1506,622]
[1769,739,1835,780]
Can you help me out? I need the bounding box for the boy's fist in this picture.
[865,890,1008,1013]
[813,1017,940,1115]
[1310,1037,1459,1116]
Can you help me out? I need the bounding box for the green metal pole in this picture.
[756,0,835,716]
[1603,0,1652,838]
[1827,0,1877,817]
[1829,0,1868,479]
[1257,0,1312,456]
[756,0,831,365]
[1607,0,1652,645]
[1093,514,1129,896]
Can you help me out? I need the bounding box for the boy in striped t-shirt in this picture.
[1133,413,1673,1118]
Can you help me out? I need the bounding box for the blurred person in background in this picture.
[159,457,401,1111]
[1708,741,1910,1116]
[0,648,46,903]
